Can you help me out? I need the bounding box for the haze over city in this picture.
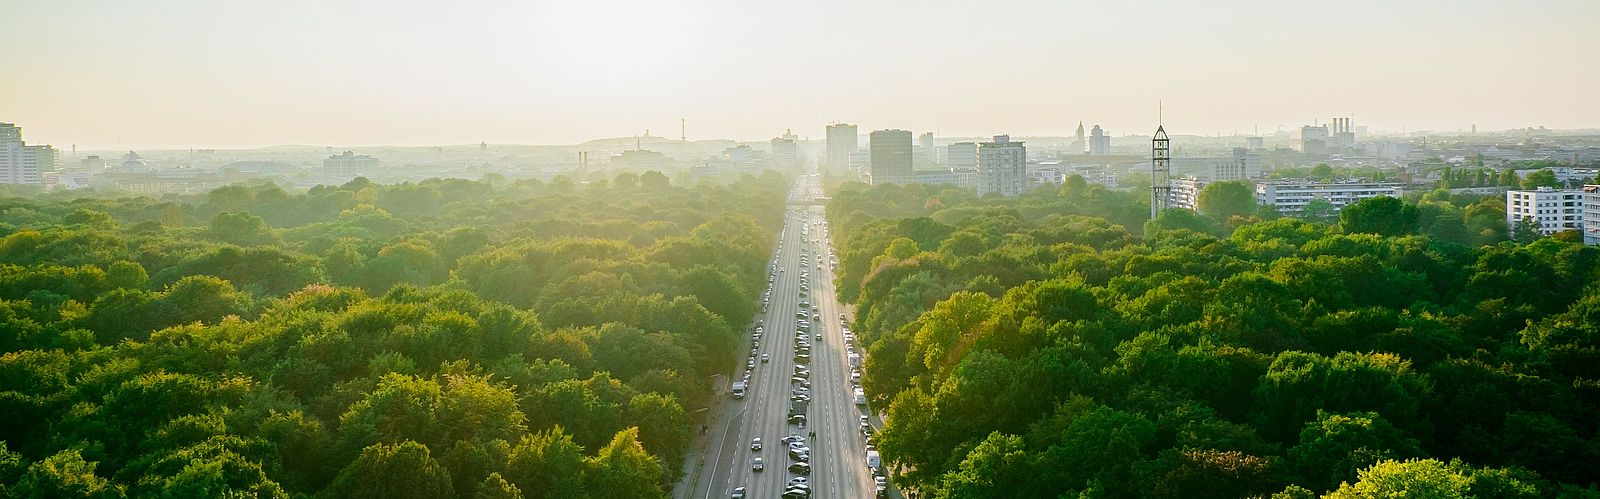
[4,0,1597,149]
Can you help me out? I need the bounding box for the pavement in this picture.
[674,174,893,499]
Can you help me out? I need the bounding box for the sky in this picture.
[1,0,1596,149]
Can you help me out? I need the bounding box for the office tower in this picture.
[946,142,977,168]
[0,123,54,185]
[1089,125,1111,155]
[917,131,936,164]
[826,123,857,172]
[771,129,798,169]
[869,129,913,185]
[1072,121,1086,153]
[1247,136,1265,150]
[977,135,1027,197]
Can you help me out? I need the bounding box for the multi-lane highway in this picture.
[677,174,883,499]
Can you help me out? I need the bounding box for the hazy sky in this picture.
[2,0,1596,149]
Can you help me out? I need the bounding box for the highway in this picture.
[676,173,882,499]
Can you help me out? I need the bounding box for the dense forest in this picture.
[827,178,1600,498]
[0,171,787,498]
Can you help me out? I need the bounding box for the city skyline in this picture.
[3,0,1598,149]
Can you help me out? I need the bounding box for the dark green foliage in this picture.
[1339,196,1419,236]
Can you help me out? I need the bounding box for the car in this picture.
[761,353,770,363]
[751,438,762,451]
[787,414,807,425]
[747,360,755,370]
[781,487,810,498]
[781,435,806,444]
[788,441,809,452]
[789,461,811,474]
[752,457,764,471]
[789,477,809,487]
[731,486,746,499]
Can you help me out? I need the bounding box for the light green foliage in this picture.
[1196,180,1257,223]
[823,181,1600,498]
[0,172,787,496]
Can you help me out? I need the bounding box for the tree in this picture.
[612,172,639,189]
[505,428,587,499]
[640,171,670,189]
[1324,459,1470,499]
[205,211,278,246]
[323,441,454,499]
[1145,208,1218,235]
[1287,411,1421,491]
[1302,199,1337,223]
[1520,169,1559,189]
[1196,181,1257,223]
[1338,197,1418,236]
[1512,216,1544,244]
[1310,164,1335,181]
[14,449,123,498]
[476,473,524,499]
[583,427,663,499]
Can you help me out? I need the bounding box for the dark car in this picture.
[789,461,811,474]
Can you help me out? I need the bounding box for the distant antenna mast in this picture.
[681,118,686,142]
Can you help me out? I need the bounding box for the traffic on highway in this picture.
[679,174,891,499]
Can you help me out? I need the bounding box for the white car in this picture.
[752,457,764,471]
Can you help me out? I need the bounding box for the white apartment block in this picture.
[977,135,1026,197]
[1256,180,1404,215]
[0,123,54,186]
[324,151,380,181]
[913,168,978,189]
[1170,177,1206,211]
[1583,185,1599,245]
[1507,187,1585,236]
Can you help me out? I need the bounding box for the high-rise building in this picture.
[946,142,977,169]
[1247,136,1265,150]
[1301,124,1330,155]
[1088,125,1111,155]
[977,135,1026,197]
[1072,121,1087,154]
[826,123,857,172]
[81,155,106,176]
[917,131,936,164]
[0,123,54,185]
[869,129,913,185]
[771,129,799,169]
[324,151,380,181]
[1214,148,1252,181]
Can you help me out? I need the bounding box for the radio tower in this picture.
[1150,102,1171,220]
